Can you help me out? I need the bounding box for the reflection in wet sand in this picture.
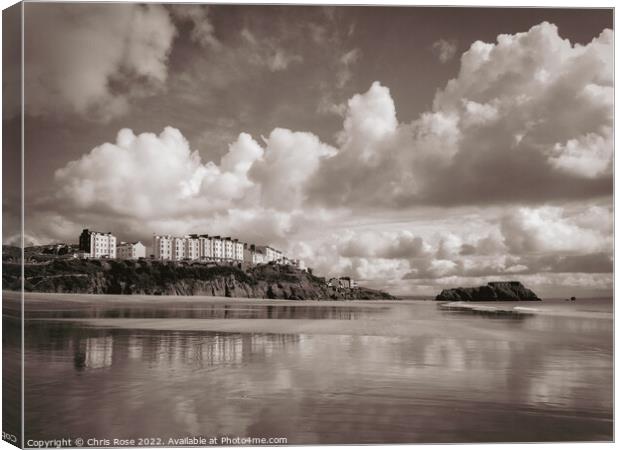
[16,297,613,444]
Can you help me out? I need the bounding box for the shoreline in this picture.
[439,300,612,319]
[3,290,424,307]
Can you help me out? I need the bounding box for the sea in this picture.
[3,293,613,445]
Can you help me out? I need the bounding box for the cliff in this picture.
[435,281,541,302]
[2,248,394,300]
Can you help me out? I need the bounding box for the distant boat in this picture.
[570,296,576,302]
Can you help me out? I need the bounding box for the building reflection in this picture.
[74,336,113,370]
[70,331,301,371]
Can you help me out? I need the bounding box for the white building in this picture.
[173,237,186,260]
[234,239,244,262]
[117,241,146,260]
[259,246,283,263]
[198,235,212,260]
[153,233,247,262]
[184,236,201,260]
[223,237,234,260]
[253,249,265,264]
[153,235,174,260]
[211,236,223,259]
[79,229,117,258]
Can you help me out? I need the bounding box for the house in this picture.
[79,229,117,259]
[117,241,146,260]
[339,277,351,289]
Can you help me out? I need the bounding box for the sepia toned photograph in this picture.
[1,1,614,447]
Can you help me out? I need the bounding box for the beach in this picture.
[5,292,613,444]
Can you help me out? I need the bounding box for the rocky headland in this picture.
[2,245,394,300]
[435,281,541,302]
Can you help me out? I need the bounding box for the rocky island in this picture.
[435,281,541,302]
[2,245,394,300]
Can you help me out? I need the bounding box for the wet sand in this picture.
[6,291,613,443]
[6,290,412,307]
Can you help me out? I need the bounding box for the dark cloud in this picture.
[23,3,176,122]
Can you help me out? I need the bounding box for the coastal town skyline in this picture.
[3,5,613,297]
[77,227,299,267]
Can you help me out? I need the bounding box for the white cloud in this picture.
[54,127,261,220]
[549,128,612,178]
[240,28,303,72]
[337,48,361,87]
[49,125,341,252]
[432,39,457,63]
[500,206,612,255]
[251,128,337,210]
[310,22,613,208]
[24,4,176,121]
[336,81,398,164]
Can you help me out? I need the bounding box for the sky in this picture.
[2,3,613,297]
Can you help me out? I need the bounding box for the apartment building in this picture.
[117,241,146,260]
[198,235,212,259]
[185,236,201,260]
[79,229,117,258]
[223,237,234,260]
[153,235,174,260]
[258,246,283,263]
[211,236,223,259]
[173,237,186,260]
[83,229,288,265]
[234,240,244,261]
[244,244,265,265]
[152,234,245,262]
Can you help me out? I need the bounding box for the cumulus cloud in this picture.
[54,127,253,219]
[548,128,613,178]
[24,3,177,121]
[250,129,337,210]
[309,22,613,208]
[500,206,612,254]
[47,125,340,251]
[432,39,457,63]
[54,126,337,220]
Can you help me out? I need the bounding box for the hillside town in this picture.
[75,228,359,291]
[78,228,302,267]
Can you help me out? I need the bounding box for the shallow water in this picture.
[7,295,614,444]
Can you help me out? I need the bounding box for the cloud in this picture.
[432,39,457,63]
[337,48,361,87]
[500,206,612,254]
[309,22,613,208]
[53,127,262,222]
[338,230,431,259]
[169,4,220,48]
[548,128,613,178]
[240,28,303,72]
[27,20,613,298]
[250,128,337,210]
[24,3,177,121]
[46,125,341,252]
